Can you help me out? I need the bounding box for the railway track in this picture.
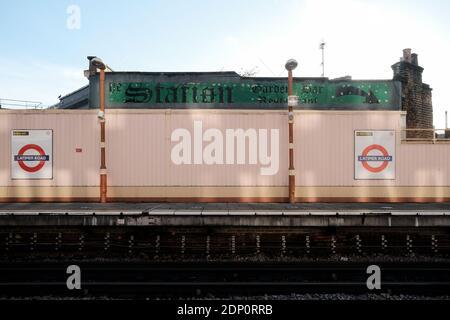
[1,226,450,258]
[2,224,450,299]
[0,262,450,299]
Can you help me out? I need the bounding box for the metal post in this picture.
[320,41,325,77]
[78,234,84,252]
[331,235,336,254]
[99,69,107,203]
[281,235,286,256]
[256,234,261,255]
[431,235,438,254]
[285,59,298,204]
[231,235,236,255]
[446,111,448,129]
[181,235,186,255]
[155,235,160,255]
[381,235,387,251]
[446,111,450,140]
[321,47,325,77]
[206,235,210,257]
[305,235,310,254]
[288,70,295,203]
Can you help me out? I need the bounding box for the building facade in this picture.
[55,49,433,134]
[0,49,445,203]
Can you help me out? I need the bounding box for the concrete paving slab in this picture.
[201,211,229,216]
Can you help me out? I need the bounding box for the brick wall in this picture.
[392,49,433,139]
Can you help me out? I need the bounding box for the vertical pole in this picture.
[446,111,448,129]
[445,111,449,140]
[322,47,325,77]
[99,69,107,203]
[320,42,325,77]
[288,70,296,204]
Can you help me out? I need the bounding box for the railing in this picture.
[401,128,450,144]
[0,98,43,109]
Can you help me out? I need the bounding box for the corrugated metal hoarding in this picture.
[0,109,449,202]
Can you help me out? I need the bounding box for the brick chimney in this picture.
[392,49,433,138]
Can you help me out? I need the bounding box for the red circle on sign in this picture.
[361,144,390,173]
[17,144,46,173]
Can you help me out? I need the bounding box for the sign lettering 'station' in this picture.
[109,80,396,108]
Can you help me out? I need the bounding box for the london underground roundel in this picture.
[11,130,53,179]
[355,131,395,180]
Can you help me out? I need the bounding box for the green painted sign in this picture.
[107,80,400,110]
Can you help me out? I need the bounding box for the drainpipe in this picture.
[89,57,108,203]
[99,68,107,203]
[285,59,299,204]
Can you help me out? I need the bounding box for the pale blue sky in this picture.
[1,0,449,127]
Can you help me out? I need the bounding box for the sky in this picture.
[0,0,449,128]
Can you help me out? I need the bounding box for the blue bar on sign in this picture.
[358,156,392,162]
[14,155,49,161]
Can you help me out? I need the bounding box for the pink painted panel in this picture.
[165,111,287,186]
[1,109,449,188]
[295,111,402,186]
[0,111,99,187]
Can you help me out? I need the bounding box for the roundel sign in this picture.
[355,130,395,180]
[11,130,53,179]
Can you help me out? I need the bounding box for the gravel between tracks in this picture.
[2,294,450,300]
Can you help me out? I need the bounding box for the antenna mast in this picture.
[319,41,326,77]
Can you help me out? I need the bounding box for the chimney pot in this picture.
[411,53,418,66]
[403,48,412,63]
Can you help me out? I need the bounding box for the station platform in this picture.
[1,202,450,213]
[1,202,450,227]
